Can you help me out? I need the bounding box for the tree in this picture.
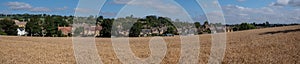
[96,16,103,24]
[265,21,270,27]
[205,29,212,34]
[0,18,18,35]
[203,21,209,28]
[74,27,84,36]
[100,19,113,37]
[238,23,256,30]
[252,22,256,26]
[145,15,158,28]
[129,22,142,37]
[194,22,201,28]
[163,26,176,34]
[0,29,6,35]
[43,15,58,37]
[158,17,173,34]
[26,16,42,36]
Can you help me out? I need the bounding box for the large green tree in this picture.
[194,22,201,29]
[238,23,256,30]
[0,18,18,35]
[99,18,113,37]
[129,22,142,37]
[26,16,42,36]
[43,15,58,37]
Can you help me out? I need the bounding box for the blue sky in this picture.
[0,0,299,24]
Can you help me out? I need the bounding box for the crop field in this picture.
[0,25,299,64]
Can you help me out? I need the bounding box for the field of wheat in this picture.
[0,25,299,64]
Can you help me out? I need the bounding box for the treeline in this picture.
[95,15,178,37]
[226,21,299,31]
[0,14,180,37]
[0,19,18,35]
[1,14,299,37]
[0,14,73,37]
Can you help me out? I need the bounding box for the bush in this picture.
[0,19,18,35]
[151,33,160,36]
[204,29,211,34]
[239,23,256,30]
[0,30,7,35]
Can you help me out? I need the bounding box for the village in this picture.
[0,15,221,37]
[0,14,297,37]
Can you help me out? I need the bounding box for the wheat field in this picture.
[0,25,299,64]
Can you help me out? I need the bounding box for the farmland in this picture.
[0,25,299,64]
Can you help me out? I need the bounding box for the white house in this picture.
[14,20,27,36]
[17,28,27,36]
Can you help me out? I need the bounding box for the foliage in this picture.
[194,22,201,28]
[129,22,142,37]
[3,14,285,37]
[0,18,18,35]
[265,21,270,27]
[43,15,57,37]
[110,15,177,37]
[26,16,42,36]
[205,29,212,33]
[163,26,176,34]
[99,19,114,37]
[238,23,256,30]
[0,30,6,35]
[74,27,84,36]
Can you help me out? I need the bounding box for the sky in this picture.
[0,0,299,24]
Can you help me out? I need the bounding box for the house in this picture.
[117,30,129,36]
[83,25,102,36]
[14,20,27,27]
[17,28,27,36]
[93,26,102,36]
[14,20,27,36]
[151,27,167,34]
[58,27,72,36]
[114,25,129,36]
[140,29,152,37]
[72,23,102,37]
[226,27,234,32]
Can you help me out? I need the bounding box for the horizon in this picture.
[1,13,299,25]
[0,0,299,24]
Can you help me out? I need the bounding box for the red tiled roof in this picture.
[58,27,72,35]
[84,26,102,31]
[14,20,27,26]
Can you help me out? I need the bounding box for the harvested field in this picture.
[0,25,300,64]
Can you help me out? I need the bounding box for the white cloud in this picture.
[271,0,300,7]
[237,0,246,2]
[289,0,300,6]
[56,6,68,11]
[238,13,248,16]
[113,0,182,14]
[212,1,218,5]
[74,8,116,17]
[74,8,95,13]
[5,2,68,12]
[277,0,290,5]
[113,0,132,4]
[192,3,298,24]
[114,0,193,22]
[6,2,32,10]
[221,5,300,24]
[100,12,117,17]
[30,7,51,12]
